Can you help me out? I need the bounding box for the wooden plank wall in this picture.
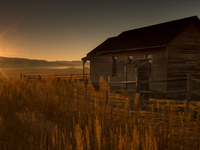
[126,66,137,91]
[168,23,200,100]
[149,48,168,91]
[90,48,168,91]
[168,23,200,91]
[90,55,112,89]
[138,63,149,91]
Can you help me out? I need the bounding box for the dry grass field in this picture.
[0,68,199,149]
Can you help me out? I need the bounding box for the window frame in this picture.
[127,55,133,63]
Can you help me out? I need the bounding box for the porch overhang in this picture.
[81,56,90,63]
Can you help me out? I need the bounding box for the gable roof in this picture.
[87,16,200,57]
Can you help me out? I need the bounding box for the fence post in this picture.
[38,75,41,81]
[135,67,141,107]
[186,73,191,112]
[20,74,22,80]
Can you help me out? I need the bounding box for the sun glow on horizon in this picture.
[0,69,9,79]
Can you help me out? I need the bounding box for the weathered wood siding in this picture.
[149,48,168,91]
[138,63,149,91]
[168,22,200,93]
[90,55,112,88]
[90,48,168,91]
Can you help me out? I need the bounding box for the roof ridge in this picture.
[119,16,198,36]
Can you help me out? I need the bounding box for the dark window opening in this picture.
[127,55,133,63]
[112,56,117,76]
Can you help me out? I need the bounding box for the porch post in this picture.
[83,61,85,81]
[186,73,191,112]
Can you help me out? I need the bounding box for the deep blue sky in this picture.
[0,1,200,61]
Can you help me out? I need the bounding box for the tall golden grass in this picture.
[0,76,199,149]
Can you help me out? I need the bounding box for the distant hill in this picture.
[0,57,90,68]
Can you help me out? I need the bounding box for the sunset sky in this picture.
[0,1,200,61]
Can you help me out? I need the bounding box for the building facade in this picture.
[82,16,200,97]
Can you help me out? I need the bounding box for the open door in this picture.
[125,59,150,91]
[126,66,138,91]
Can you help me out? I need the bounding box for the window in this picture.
[127,55,133,63]
[112,56,117,76]
[146,54,152,78]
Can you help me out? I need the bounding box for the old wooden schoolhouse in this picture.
[82,16,200,97]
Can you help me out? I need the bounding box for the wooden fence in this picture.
[109,73,200,111]
[20,72,199,112]
[20,73,89,82]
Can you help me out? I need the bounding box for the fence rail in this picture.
[20,73,89,82]
[109,73,200,111]
[20,72,199,112]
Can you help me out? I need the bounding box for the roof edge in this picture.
[81,56,90,63]
[96,45,167,55]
